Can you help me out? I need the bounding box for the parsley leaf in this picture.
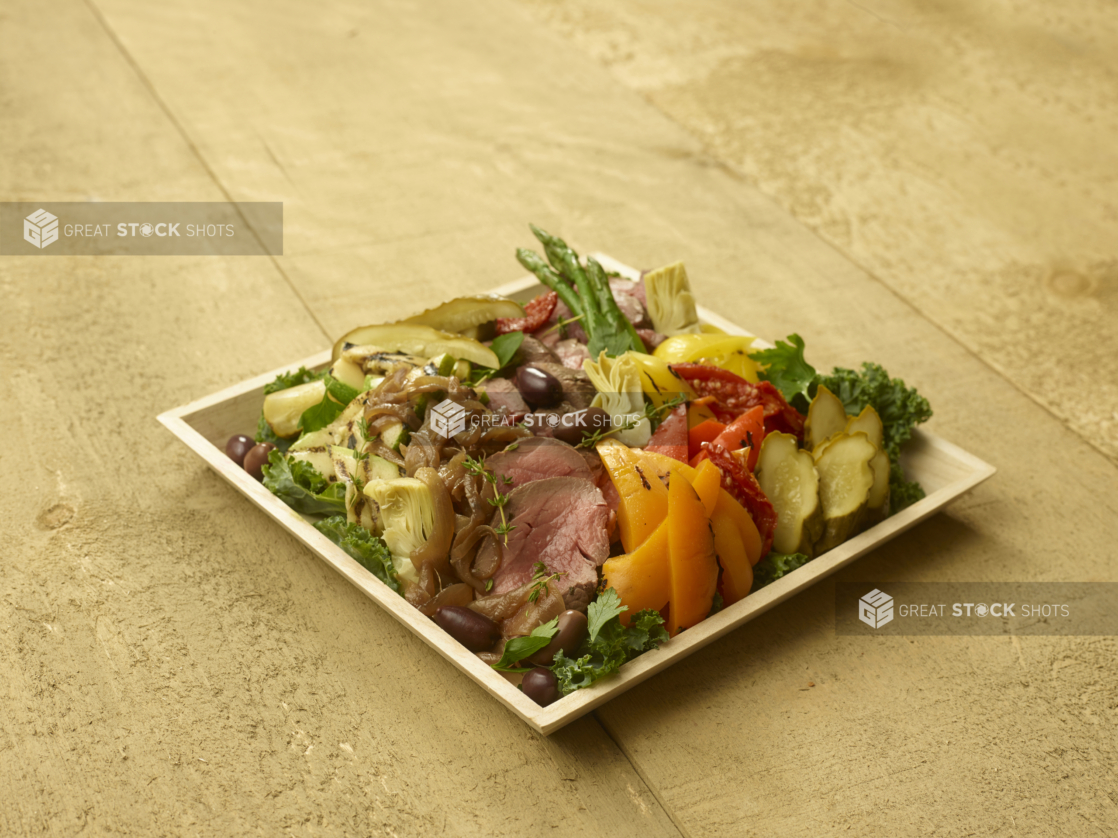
[749,334,816,412]
[314,515,400,593]
[551,589,669,695]
[261,450,347,516]
[491,617,560,673]
[587,588,627,642]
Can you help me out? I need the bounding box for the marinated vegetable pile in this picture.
[227,225,932,705]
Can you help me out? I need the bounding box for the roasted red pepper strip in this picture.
[671,363,805,439]
[702,441,777,556]
[495,291,558,335]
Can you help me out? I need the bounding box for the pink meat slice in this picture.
[609,277,648,327]
[480,477,612,611]
[480,377,529,416]
[485,436,592,490]
[553,339,592,370]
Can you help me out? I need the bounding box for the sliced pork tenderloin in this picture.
[479,477,611,611]
[480,377,529,417]
[485,437,593,490]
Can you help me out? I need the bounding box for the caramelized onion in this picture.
[418,582,475,617]
[469,578,536,623]
[451,477,498,591]
[404,561,438,609]
[502,585,565,639]
[439,451,468,501]
[476,637,506,666]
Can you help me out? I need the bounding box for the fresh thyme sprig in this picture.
[527,561,564,603]
[463,454,516,545]
[543,312,585,339]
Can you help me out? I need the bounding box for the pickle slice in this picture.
[755,432,824,557]
[331,323,499,368]
[399,294,524,334]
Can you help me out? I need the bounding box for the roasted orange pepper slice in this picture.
[597,439,668,552]
[666,474,718,635]
[601,522,669,627]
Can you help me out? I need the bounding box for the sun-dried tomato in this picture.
[672,363,805,439]
[702,442,777,556]
[495,291,558,335]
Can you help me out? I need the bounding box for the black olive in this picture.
[516,366,563,408]
[243,442,276,480]
[225,434,256,467]
[434,606,501,652]
[552,406,612,446]
[521,667,560,707]
[526,610,588,666]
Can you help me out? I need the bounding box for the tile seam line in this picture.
[81,0,331,343]
[591,710,694,838]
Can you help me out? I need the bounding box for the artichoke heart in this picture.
[363,478,436,584]
[583,351,652,447]
[644,261,701,337]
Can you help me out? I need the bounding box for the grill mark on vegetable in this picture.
[634,465,651,491]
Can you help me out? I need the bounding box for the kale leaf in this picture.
[817,362,932,461]
[314,515,400,593]
[551,589,669,695]
[752,552,812,589]
[261,450,347,516]
[749,334,816,412]
[888,460,926,515]
[265,366,323,395]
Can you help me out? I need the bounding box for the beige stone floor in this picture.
[2,1,1116,836]
[514,0,1118,462]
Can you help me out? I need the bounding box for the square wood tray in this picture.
[157,255,996,734]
